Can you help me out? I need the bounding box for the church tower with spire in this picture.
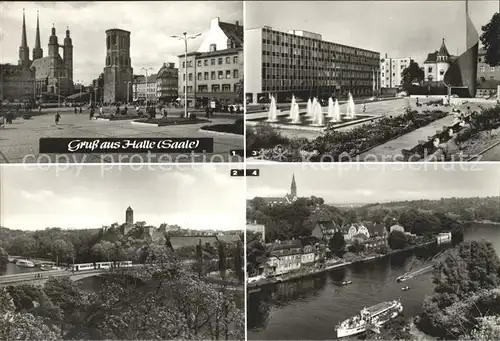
[18,9,31,67]
[32,10,43,60]
[47,24,59,57]
[290,174,297,197]
[63,26,73,86]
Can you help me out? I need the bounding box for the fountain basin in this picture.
[246,111,380,131]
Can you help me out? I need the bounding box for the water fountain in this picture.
[311,99,324,126]
[290,98,301,124]
[327,97,335,120]
[334,99,341,122]
[346,92,356,119]
[267,96,278,122]
[306,98,313,116]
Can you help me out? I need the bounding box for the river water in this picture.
[247,223,500,340]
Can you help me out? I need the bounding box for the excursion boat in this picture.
[16,259,35,268]
[335,300,403,338]
[396,274,410,282]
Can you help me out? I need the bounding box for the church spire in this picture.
[21,8,27,47]
[290,174,297,197]
[18,8,30,67]
[33,10,43,60]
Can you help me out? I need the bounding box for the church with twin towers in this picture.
[17,9,74,97]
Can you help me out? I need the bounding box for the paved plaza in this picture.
[0,110,243,163]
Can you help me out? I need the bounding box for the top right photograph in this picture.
[244,0,500,162]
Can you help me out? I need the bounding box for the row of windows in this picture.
[263,69,374,79]
[261,62,377,72]
[182,83,239,93]
[261,29,378,59]
[261,85,373,94]
[261,47,377,65]
[182,56,239,69]
[262,79,373,87]
[479,66,499,72]
[182,70,239,82]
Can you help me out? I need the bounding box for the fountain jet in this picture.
[292,103,300,124]
[311,98,324,126]
[327,97,335,120]
[346,92,356,119]
[267,96,278,122]
[306,98,313,116]
[289,95,300,124]
[334,99,341,122]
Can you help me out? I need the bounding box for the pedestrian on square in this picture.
[162,106,167,118]
[89,107,94,120]
[74,106,77,114]
[99,106,103,116]
[205,106,210,118]
[79,106,82,114]
[362,102,366,113]
[54,111,61,125]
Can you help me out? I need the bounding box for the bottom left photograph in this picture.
[0,164,245,341]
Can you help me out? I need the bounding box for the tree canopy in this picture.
[480,13,500,67]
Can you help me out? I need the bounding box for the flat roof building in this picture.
[245,26,380,103]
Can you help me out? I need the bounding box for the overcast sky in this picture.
[0,165,244,231]
[245,0,498,65]
[0,1,242,84]
[247,164,500,204]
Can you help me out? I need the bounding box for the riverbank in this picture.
[247,241,436,289]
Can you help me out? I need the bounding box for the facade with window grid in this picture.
[177,47,243,107]
[245,27,380,103]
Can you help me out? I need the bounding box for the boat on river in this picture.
[335,300,403,338]
[16,259,35,268]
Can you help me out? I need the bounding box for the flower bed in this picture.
[246,109,448,162]
[200,119,243,135]
[97,114,139,121]
[402,105,500,161]
[133,117,210,126]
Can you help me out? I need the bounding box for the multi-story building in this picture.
[178,17,243,107]
[477,48,500,97]
[380,55,412,88]
[265,240,303,276]
[245,26,380,103]
[134,74,157,103]
[156,62,178,102]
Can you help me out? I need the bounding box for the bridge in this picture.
[0,260,198,287]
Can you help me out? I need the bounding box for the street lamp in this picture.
[170,32,201,118]
[140,67,153,106]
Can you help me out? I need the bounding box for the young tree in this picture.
[480,13,500,67]
[401,61,425,91]
[328,231,346,257]
[0,247,8,276]
[387,231,410,250]
[217,241,227,280]
[233,241,244,284]
[195,240,203,278]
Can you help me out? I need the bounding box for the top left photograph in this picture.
[0,1,244,164]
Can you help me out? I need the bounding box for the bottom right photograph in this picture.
[246,163,500,341]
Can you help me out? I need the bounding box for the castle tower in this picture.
[63,26,73,86]
[290,174,297,197]
[48,24,59,57]
[436,38,451,82]
[125,206,134,225]
[103,29,133,103]
[32,10,43,60]
[18,9,31,67]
